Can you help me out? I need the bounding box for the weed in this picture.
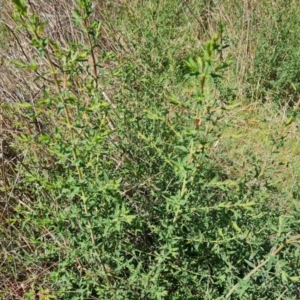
[1,0,300,299]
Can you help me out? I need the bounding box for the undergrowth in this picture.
[1,0,300,299]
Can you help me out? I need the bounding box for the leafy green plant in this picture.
[1,1,300,299]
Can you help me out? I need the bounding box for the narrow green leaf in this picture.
[244,259,255,268]
[16,102,32,109]
[12,0,27,15]
[174,146,188,153]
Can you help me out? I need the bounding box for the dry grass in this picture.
[217,100,300,212]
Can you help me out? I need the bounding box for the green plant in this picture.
[1,1,300,299]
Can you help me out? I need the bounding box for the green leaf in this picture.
[232,221,242,233]
[123,215,135,224]
[12,0,27,15]
[38,134,51,144]
[244,259,255,268]
[281,271,289,284]
[16,102,33,109]
[143,109,163,120]
[10,59,38,70]
[170,97,184,106]
[285,115,294,126]
[72,8,83,24]
[223,102,242,110]
[185,57,198,71]
[174,146,188,153]
[289,276,300,282]
[57,102,65,114]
